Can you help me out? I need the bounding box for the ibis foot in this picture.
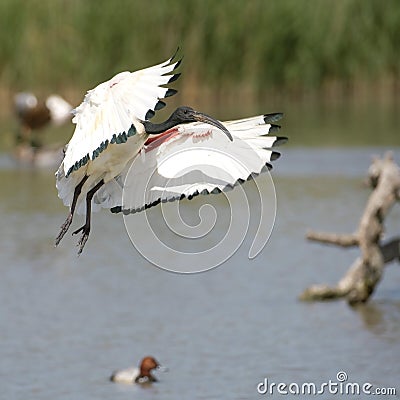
[72,224,90,255]
[55,213,73,246]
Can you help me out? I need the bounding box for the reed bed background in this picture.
[1,0,399,100]
[0,0,399,148]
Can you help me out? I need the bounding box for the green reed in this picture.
[0,0,399,100]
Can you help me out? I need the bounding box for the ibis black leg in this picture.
[55,174,89,246]
[72,179,105,255]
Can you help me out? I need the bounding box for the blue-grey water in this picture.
[1,148,400,399]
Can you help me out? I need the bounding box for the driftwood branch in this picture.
[306,231,359,247]
[300,152,400,305]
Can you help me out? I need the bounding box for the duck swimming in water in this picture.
[110,356,167,384]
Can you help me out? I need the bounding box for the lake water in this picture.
[1,144,400,399]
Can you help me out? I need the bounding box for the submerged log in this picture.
[300,152,400,305]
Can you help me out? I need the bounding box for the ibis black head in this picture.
[143,106,233,140]
[170,106,232,141]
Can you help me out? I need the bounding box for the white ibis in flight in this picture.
[55,53,287,254]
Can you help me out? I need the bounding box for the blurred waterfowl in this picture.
[13,92,72,167]
[14,92,72,132]
[110,356,167,384]
[54,52,286,254]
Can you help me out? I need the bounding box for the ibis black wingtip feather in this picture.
[154,100,166,111]
[169,46,181,63]
[271,151,281,161]
[268,124,281,133]
[263,113,283,124]
[274,136,288,146]
[145,109,156,120]
[167,72,181,84]
[165,88,178,98]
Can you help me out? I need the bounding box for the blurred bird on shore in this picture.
[13,92,72,167]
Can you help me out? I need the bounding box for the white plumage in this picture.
[55,54,181,253]
[55,52,287,255]
[62,56,180,178]
[105,114,286,215]
[110,367,140,384]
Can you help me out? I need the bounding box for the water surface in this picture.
[1,146,399,399]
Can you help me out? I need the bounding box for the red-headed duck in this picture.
[110,356,167,384]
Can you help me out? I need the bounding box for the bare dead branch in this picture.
[306,231,359,247]
[301,153,400,305]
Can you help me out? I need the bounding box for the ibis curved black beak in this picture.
[192,111,233,141]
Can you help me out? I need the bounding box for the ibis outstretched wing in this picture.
[63,54,181,177]
[100,114,286,214]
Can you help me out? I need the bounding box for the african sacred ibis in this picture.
[55,53,287,254]
[55,53,232,253]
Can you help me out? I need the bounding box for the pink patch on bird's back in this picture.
[144,127,213,153]
[192,129,212,142]
[144,128,180,152]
